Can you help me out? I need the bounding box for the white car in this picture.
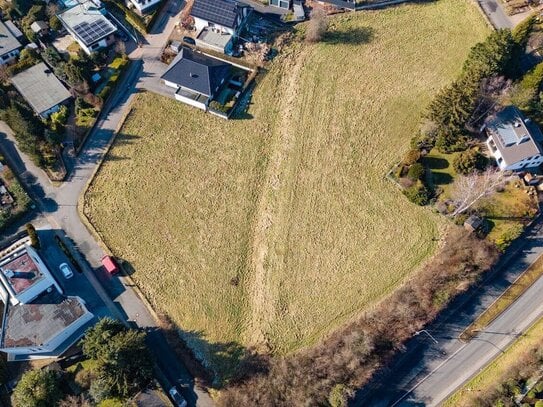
[169,387,187,407]
[59,263,73,279]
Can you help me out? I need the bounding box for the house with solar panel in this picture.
[191,0,251,54]
[161,47,232,111]
[485,106,543,171]
[57,0,117,55]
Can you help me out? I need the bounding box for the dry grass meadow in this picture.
[85,0,489,379]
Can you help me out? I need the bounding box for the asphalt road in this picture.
[355,219,543,406]
[0,0,214,405]
[477,0,514,29]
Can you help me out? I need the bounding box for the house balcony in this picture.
[195,27,233,53]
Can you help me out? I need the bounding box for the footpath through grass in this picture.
[85,0,489,380]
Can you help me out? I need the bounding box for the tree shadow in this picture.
[323,26,375,46]
[432,171,453,186]
[423,156,450,170]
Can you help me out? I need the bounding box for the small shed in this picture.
[464,215,483,233]
[4,21,24,42]
[31,21,49,36]
[524,173,541,186]
[170,40,182,54]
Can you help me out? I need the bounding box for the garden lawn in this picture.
[85,0,489,380]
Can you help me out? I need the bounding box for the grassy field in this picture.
[85,0,489,379]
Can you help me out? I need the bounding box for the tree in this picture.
[49,15,62,31]
[11,0,32,16]
[306,8,328,43]
[26,223,40,249]
[449,168,510,216]
[12,369,62,407]
[407,162,425,180]
[81,318,153,401]
[453,148,488,175]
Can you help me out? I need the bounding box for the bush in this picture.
[511,62,543,111]
[495,223,524,252]
[306,8,328,43]
[26,223,40,249]
[98,85,112,101]
[403,182,430,206]
[12,369,62,407]
[328,384,352,407]
[49,15,62,31]
[403,149,421,166]
[453,148,488,175]
[50,105,69,132]
[407,163,425,180]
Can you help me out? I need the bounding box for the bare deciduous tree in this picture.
[306,8,328,43]
[450,168,510,216]
[0,65,11,85]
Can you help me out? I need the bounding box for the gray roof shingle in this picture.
[161,48,231,97]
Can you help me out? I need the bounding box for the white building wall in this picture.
[129,0,161,13]
[193,17,234,35]
[175,93,207,110]
[0,49,20,65]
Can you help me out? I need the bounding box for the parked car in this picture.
[101,255,119,275]
[59,263,73,279]
[169,387,187,407]
[182,36,196,45]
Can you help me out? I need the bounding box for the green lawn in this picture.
[85,0,489,380]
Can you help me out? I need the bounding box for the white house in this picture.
[191,0,251,54]
[161,47,231,111]
[485,106,543,171]
[57,0,117,55]
[0,240,94,361]
[0,21,22,65]
[128,0,162,14]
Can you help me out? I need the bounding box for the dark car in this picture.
[182,36,196,45]
[169,387,187,407]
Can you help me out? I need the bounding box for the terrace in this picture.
[196,28,233,53]
[1,252,44,295]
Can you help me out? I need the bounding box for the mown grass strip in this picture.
[460,253,543,341]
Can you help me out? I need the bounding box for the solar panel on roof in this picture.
[73,19,114,45]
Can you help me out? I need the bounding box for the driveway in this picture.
[354,218,543,406]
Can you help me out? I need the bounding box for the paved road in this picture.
[477,0,514,29]
[355,219,543,406]
[0,0,214,405]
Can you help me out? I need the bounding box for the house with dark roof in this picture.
[161,48,232,111]
[191,0,251,54]
[485,106,543,171]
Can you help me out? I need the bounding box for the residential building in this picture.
[191,0,251,54]
[4,21,25,42]
[57,0,117,55]
[161,47,231,111]
[0,21,22,65]
[0,240,93,361]
[269,0,291,10]
[485,106,543,171]
[128,0,162,14]
[11,62,71,118]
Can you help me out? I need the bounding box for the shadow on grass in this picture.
[423,156,450,170]
[323,26,375,45]
[432,171,453,186]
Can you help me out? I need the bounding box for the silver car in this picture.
[59,263,73,279]
[169,387,187,407]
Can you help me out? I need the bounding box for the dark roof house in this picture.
[161,47,231,100]
[191,0,244,29]
[464,215,483,233]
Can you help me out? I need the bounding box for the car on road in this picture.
[101,255,119,275]
[59,263,73,279]
[169,387,187,407]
